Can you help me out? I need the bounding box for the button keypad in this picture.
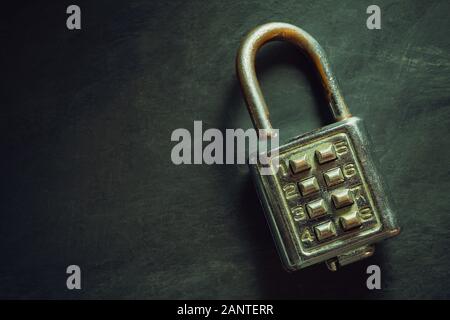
[280,135,378,249]
[298,177,320,196]
[289,154,310,174]
[314,221,337,241]
[331,189,354,209]
[315,143,337,164]
[339,210,362,231]
[306,198,327,219]
[323,167,344,187]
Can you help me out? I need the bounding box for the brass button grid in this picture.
[298,177,320,196]
[314,221,337,241]
[282,135,377,248]
[339,210,363,231]
[289,154,310,174]
[323,167,344,187]
[306,198,327,219]
[331,189,354,209]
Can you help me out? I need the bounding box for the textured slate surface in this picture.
[1,0,449,299]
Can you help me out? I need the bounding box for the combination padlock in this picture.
[236,22,400,271]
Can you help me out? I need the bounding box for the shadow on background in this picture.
[222,41,388,299]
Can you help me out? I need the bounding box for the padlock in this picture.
[236,22,400,271]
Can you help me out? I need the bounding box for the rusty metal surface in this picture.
[237,22,351,137]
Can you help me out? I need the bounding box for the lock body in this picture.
[251,117,399,271]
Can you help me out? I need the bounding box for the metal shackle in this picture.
[236,22,351,137]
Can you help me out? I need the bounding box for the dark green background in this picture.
[2,0,449,299]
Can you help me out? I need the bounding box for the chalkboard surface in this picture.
[1,0,449,299]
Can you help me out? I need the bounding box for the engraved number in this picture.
[279,161,288,177]
[360,207,373,220]
[343,163,357,178]
[283,183,298,200]
[351,185,367,203]
[292,205,306,222]
[301,228,315,244]
[335,140,349,156]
